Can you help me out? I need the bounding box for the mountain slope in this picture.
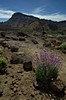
[0,12,66,33]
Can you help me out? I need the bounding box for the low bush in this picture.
[0,56,7,74]
[59,42,66,50]
[57,34,66,40]
[0,48,3,54]
[36,50,62,84]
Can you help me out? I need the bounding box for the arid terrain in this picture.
[0,13,66,100]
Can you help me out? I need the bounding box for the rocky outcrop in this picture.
[5,12,39,28]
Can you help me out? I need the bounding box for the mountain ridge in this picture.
[0,12,66,32]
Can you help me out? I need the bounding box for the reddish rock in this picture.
[50,80,64,93]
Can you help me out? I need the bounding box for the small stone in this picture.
[33,81,38,88]
[21,73,24,76]
[23,91,26,95]
[17,52,25,55]
[18,91,22,95]
[13,88,17,92]
[8,65,12,68]
[17,78,21,81]
[0,91,3,97]
[10,85,13,90]
[45,93,48,97]
[11,80,16,85]
[64,90,66,94]
[16,81,19,85]
[33,81,42,89]
[51,94,56,99]
[31,92,35,97]
[10,75,14,78]
[51,98,55,100]
[5,81,7,84]
[14,84,18,88]
[17,70,23,73]
[51,78,54,81]
[49,94,51,97]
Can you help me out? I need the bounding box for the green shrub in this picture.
[59,42,66,50]
[36,64,58,84]
[57,34,66,40]
[0,48,3,54]
[0,57,7,74]
[36,50,62,84]
[57,34,63,38]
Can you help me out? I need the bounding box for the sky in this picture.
[0,0,66,22]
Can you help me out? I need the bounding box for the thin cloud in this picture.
[24,12,66,21]
[0,8,66,21]
[0,9,15,18]
[32,6,45,14]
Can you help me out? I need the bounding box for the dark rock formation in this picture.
[50,79,64,93]
[23,61,32,71]
[9,46,18,52]
[32,39,38,44]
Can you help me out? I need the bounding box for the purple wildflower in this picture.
[36,54,40,66]
[36,50,62,68]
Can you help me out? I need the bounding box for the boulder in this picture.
[19,37,25,41]
[10,55,24,64]
[11,36,19,40]
[9,46,18,52]
[50,80,64,93]
[0,41,8,48]
[5,36,11,40]
[0,32,5,38]
[10,54,31,65]
[23,60,32,71]
[32,39,38,44]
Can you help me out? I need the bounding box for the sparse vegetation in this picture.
[0,48,3,54]
[59,42,66,50]
[57,34,66,40]
[0,56,8,74]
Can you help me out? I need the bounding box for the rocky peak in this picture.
[7,12,39,24]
